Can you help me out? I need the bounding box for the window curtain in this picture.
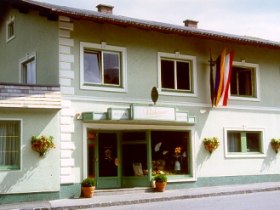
[0,121,20,167]
[26,59,36,84]
[227,132,241,152]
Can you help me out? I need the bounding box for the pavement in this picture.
[1,182,280,210]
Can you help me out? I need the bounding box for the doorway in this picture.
[87,130,121,189]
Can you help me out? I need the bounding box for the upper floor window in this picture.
[0,120,21,170]
[225,128,264,158]
[158,52,197,96]
[6,16,15,42]
[20,53,36,84]
[230,61,259,100]
[80,42,127,92]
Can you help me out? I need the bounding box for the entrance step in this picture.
[95,187,153,196]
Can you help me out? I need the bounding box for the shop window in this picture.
[80,42,127,92]
[158,52,197,96]
[122,144,147,176]
[122,131,147,176]
[151,131,189,175]
[226,130,264,156]
[0,120,21,170]
[230,61,259,100]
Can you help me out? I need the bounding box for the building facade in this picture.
[0,0,280,203]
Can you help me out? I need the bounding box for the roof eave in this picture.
[4,0,280,49]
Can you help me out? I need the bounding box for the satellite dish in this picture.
[151,86,158,105]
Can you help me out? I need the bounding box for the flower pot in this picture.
[204,144,215,153]
[82,186,95,198]
[155,182,167,192]
[271,142,280,153]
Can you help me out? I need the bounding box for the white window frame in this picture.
[229,60,260,101]
[157,52,197,97]
[6,16,15,42]
[80,42,127,92]
[224,127,265,158]
[0,119,22,171]
[19,52,37,84]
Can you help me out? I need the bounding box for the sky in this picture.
[36,0,280,42]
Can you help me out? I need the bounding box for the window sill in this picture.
[80,84,127,93]
[225,152,265,159]
[159,90,197,97]
[167,175,196,183]
[229,96,260,102]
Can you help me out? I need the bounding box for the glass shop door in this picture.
[96,132,121,189]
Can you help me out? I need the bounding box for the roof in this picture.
[3,0,280,49]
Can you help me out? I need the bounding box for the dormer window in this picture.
[6,16,15,42]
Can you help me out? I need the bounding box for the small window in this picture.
[0,120,21,170]
[80,42,127,92]
[6,16,15,42]
[230,61,259,100]
[20,53,36,84]
[158,52,196,96]
[226,130,263,155]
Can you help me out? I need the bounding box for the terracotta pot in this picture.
[155,182,167,192]
[204,144,215,153]
[82,186,95,198]
[271,142,280,153]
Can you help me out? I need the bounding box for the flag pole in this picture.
[209,49,216,107]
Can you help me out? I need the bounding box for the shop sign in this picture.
[132,105,176,121]
[176,112,188,122]
[82,112,107,121]
[188,116,196,124]
[108,108,130,120]
[81,105,196,124]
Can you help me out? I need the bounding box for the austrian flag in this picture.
[210,49,234,107]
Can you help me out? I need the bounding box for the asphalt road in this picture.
[85,190,280,210]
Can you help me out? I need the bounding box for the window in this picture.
[20,53,36,84]
[226,129,264,157]
[122,132,147,177]
[6,16,15,42]
[0,120,21,170]
[151,131,190,175]
[21,58,36,84]
[230,61,259,100]
[158,52,197,96]
[80,42,127,92]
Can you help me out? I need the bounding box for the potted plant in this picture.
[203,137,219,154]
[81,177,96,198]
[31,135,55,157]
[271,138,280,153]
[153,173,167,192]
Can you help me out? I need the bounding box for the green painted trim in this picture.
[60,184,81,199]
[0,191,59,205]
[1,175,280,204]
[166,174,280,190]
[241,131,247,152]
[0,184,81,204]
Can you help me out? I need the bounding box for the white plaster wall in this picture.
[196,109,280,177]
[0,111,60,194]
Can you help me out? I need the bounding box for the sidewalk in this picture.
[1,182,280,210]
